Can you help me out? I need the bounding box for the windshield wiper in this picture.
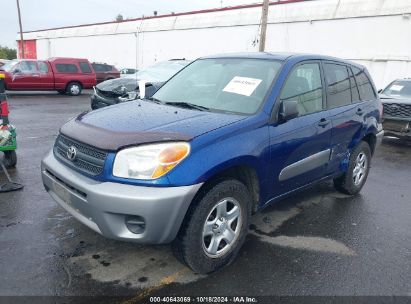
[146,97,163,104]
[164,101,210,111]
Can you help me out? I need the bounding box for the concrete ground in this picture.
[0,92,410,303]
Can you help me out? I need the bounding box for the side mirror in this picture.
[13,69,21,74]
[279,99,299,122]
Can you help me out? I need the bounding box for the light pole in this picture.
[16,0,25,58]
[259,0,270,52]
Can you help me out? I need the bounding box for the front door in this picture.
[268,61,332,200]
[7,60,42,90]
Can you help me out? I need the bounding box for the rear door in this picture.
[323,62,366,174]
[268,61,332,198]
[38,61,54,89]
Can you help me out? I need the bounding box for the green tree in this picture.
[0,46,17,60]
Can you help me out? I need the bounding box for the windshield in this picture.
[0,60,18,72]
[126,60,189,82]
[382,80,411,98]
[152,58,282,115]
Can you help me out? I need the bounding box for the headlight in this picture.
[113,142,190,180]
[118,91,138,102]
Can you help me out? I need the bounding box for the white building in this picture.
[18,0,411,88]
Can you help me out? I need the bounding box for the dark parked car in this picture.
[379,79,411,139]
[91,59,190,110]
[42,53,383,274]
[91,63,120,83]
[120,68,137,77]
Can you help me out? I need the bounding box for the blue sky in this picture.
[1,0,259,48]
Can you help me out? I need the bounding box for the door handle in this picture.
[32,74,40,77]
[318,118,330,127]
[356,108,364,116]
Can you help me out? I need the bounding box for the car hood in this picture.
[60,100,246,151]
[96,77,138,93]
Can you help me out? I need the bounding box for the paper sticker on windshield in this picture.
[223,76,262,96]
[390,85,403,91]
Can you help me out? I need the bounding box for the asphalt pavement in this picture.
[0,92,410,303]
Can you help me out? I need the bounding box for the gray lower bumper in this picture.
[382,119,411,138]
[41,151,202,244]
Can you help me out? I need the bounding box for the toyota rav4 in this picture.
[42,53,383,273]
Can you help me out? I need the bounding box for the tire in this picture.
[3,150,17,168]
[172,179,251,274]
[333,141,371,195]
[66,82,82,96]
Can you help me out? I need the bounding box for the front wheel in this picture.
[66,82,82,96]
[333,141,371,195]
[172,179,251,274]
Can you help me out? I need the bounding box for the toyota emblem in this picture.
[66,146,77,161]
[388,104,400,112]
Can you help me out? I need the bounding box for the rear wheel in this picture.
[66,82,82,96]
[333,141,371,195]
[172,179,251,274]
[3,150,17,168]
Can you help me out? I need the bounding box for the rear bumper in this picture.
[41,151,202,244]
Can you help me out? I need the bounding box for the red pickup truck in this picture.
[0,58,96,96]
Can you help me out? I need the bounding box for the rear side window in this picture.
[104,65,113,71]
[280,62,324,116]
[55,64,78,73]
[348,67,361,103]
[79,62,92,73]
[38,61,49,73]
[324,63,351,109]
[92,64,105,72]
[352,67,376,100]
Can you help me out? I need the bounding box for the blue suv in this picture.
[42,53,384,273]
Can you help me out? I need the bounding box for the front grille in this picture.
[383,103,411,118]
[96,88,121,99]
[54,134,107,176]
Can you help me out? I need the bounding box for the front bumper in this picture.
[90,93,118,110]
[382,118,411,138]
[41,151,202,244]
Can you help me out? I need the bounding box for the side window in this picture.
[348,67,360,103]
[92,64,103,72]
[79,62,92,73]
[280,63,323,116]
[38,61,49,73]
[105,65,113,71]
[55,64,78,73]
[324,63,351,109]
[352,67,376,100]
[18,61,38,74]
